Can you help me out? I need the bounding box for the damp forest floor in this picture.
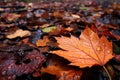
[0,0,120,80]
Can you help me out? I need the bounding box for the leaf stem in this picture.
[103,65,112,80]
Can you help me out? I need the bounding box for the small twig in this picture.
[103,65,112,80]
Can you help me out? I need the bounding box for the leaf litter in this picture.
[0,0,120,80]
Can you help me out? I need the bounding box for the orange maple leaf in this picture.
[51,27,114,68]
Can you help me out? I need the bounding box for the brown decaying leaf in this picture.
[41,55,82,80]
[49,26,73,36]
[36,36,50,47]
[110,32,120,40]
[91,25,120,40]
[0,45,45,80]
[40,24,50,28]
[0,23,14,28]
[53,11,63,18]
[51,27,113,68]
[115,54,120,62]
[6,29,31,39]
[2,13,21,21]
[18,38,36,48]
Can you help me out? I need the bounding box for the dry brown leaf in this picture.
[6,29,31,39]
[51,27,113,68]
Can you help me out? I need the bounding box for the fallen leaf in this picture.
[59,70,82,80]
[79,6,87,10]
[65,27,74,32]
[110,31,120,40]
[40,24,50,28]
[36,36,50,47]
[63,12,80,21]
[2,13,21,22]
[28,3,33,7]
[42,26,57,33]
[112,3,120,9]
[41,55,82,80]
[51,27,113,68]
[0,8,4,11]
[53,11,63,18]
[49,26,73,35]
[71,14,80,19]
[93,13,101,17]
[91,25,120,40]
[0,23,14,28]
[115,55,120,62]
[6,29,31,39]
[38,46,49,53]
[18,38,36,48]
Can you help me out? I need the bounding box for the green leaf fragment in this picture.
[79,6,87,10]
[42,26,57,33]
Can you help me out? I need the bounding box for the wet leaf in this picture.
[0,44,45,80]
[51,27,113,68]
[41,55,82,80]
